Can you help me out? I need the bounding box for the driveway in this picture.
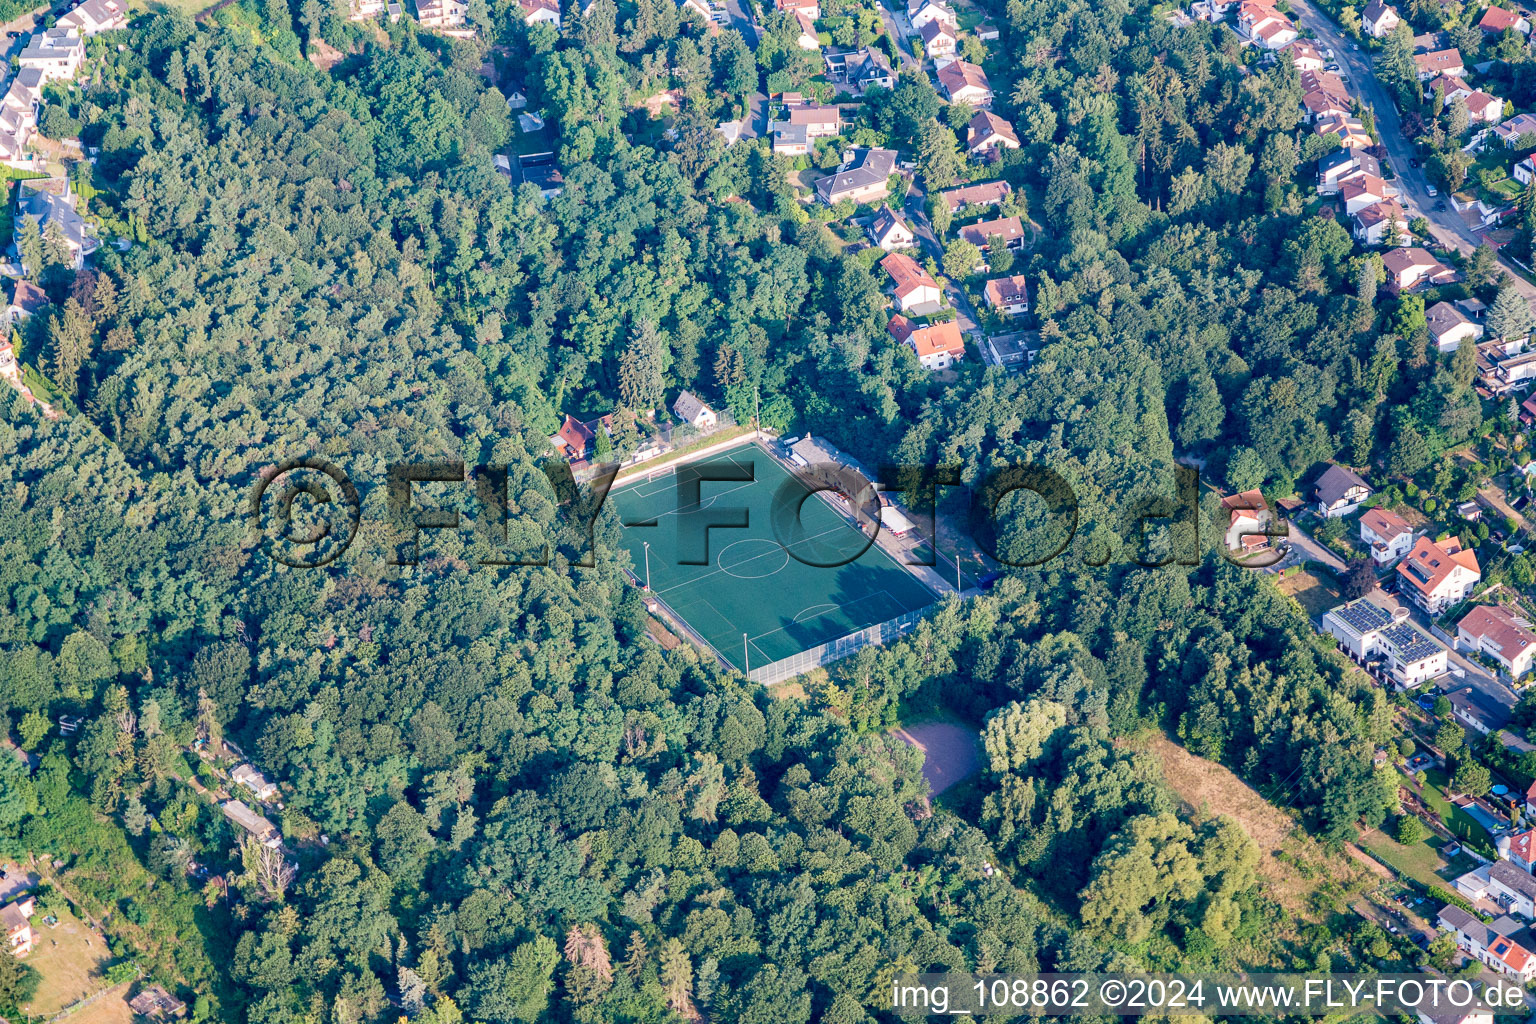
[902,181,983,334]
[1279,517,1347,572]
[875,0,919,67]
[1288,0,1536,306]
[721,0,759,47]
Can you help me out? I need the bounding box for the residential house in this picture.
[1480,5,1530,34]
[18,29,84,83]
[1476,336,1536,396]
[1352,199,1410,246]
[983,274,1029,316]
[1314,464,1371,517]
[1458,604,1536,679]
[419,0,472,25]
[826,47,895,92]
[1500,827,1536,871]
[814,147,897,205]
[1522,392,1536,426]
[939,179,1010,213]
[1322,598,1448,688]
[1437,904,1536,980]
[967,111,1019,155]
[0,104,33,171]
[4,68,45,129]
[1382,247,1457,293]
[1427,300,1484,351]
[774,0,819,17]
[867,205,915,249]
[1426,73,1474,104]
[880,251,942,312]
[1491,859,1536,916]
[1283,39,1325,71]
[1316,114,1372,149]
[0,896,34,956]
[1317,148,1381,193]
[935,61,993,106]
[1362,0,1400,36]
[1340,173,1390,215]
[1191,0,1235,19]
[1236,0,1297,48]
[520,160,564,199]
[222,799,283,849]
[1465,89,1506,124]
[907,0,957,31]
[1221,489,1271,552]
[673,390,718,430]
[386,2,402,22]
[54,0,127,34]
[1301,82,1352,123]
[793,10,819,49]
[511,0,555,24]
[549,412,613,461]
[958,215,1026,252]
[1494,112,1536,147]
[127,985,188,1021]
[231,764,278,802]
[677,0,726,22]
[770,121,810,155]
[888,314,965,370]
[14,181,99,272]
[1398,535,1481,613]
[6,279,45,326]
[350,0,387,19]
[919,18,957,58]
[1517,155,1536,185]
[1415,49,1467,81]
[784,103,841,137]
[1360,506,1415,565]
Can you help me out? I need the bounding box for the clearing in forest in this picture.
[608,443,935,672]
[1144,734,1369,917]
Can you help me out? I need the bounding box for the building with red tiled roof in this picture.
[887,314,964,370]
[1458,604,1536,679]
[880,252,942,312]
[1360,507,1414,565]
[1221,489,1271,552]
[983,274,1029,316]
[1398,535,1481,614]
[1480,5,1530,34]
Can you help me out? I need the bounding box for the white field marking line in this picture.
[746,588,900,646]
[651,522,852,595]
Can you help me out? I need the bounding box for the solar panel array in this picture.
[1381,622,1443,663]
[1332,599,1392,635]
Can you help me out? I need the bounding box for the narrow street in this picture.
[902,181,983,336]
[875,0,918,67]
[1288,0,1536,306]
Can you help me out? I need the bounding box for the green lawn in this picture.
[608,443,937,671]
[956,9,983,28]
[1410,767,1497,846]
[1359,830,1453,889]
[510,124,558,156]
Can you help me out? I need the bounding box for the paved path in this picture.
[875,0,919,67]
[902,181,983,337]
[1280,518,1347,572]
[1289,0,1536,305]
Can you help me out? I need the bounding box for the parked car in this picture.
[1426,185,1439,197]
[1410,157,1420,168]
[1326,62,1341,71]
[1434,201,1447,211]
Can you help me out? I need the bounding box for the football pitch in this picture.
[608,444,937,671]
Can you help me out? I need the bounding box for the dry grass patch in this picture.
[1275,569,1342,621]
[21,905,113,1016]
[1144,733,1369,918]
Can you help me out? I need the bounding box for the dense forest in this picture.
[0,0,1468,1016]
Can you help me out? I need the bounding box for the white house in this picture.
[17,29,84,83]
[231,764,278,802]
[983,275,1029,316]
[1398,535,1481,614]
[1221,489,1272,553]
[1360,506,1414,565]
[54,0,127,34]
[1361,0,1400,37]
[1322,598,1448,688]
[673,390,718,430]
[907,0,957,31]
[919,18,957,58]
[881,251,942,312]
[1314,464,1371,517]
[888,315,965,370]
[1436,904,1536,981]
[867,205,915,250]
[1426,300,1484,351]
[1458,604,1536,679]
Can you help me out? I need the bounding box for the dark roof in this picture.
[1446,685,1511,731]
[1329,597,1393,635]
[1492,859,1536,898]
[1314,464,1370,505]
[814,147,897,202]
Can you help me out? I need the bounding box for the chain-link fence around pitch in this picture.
[745,606,928,686]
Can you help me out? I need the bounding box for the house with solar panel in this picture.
[1322,597,1448,689]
